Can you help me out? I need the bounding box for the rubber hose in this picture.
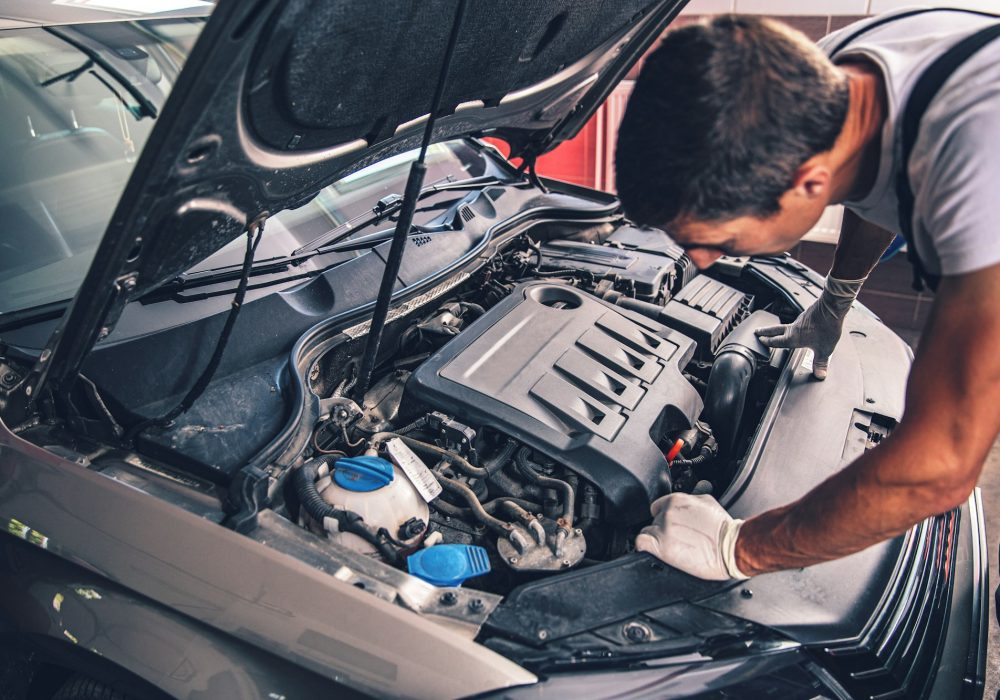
[370,433,489,478]
[515,447,575,527]
[434,496,542,519]
[436,474,511,536]
[703,351,754,455]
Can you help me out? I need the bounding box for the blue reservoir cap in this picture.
[407,544,491,587]
[333,456,394,492]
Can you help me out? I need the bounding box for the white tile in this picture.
[735,0,867,14]
[803,206,844,244]
[681,0,735,14]
[870,0,1000,12]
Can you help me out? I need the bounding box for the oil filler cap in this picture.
[407,544,491,587]
[333,456,394,492]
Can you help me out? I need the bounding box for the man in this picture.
[616,11,1000,581]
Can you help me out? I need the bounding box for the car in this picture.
[0,1,988,699]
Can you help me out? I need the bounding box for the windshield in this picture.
[0,19,203,316]
[0,19,504,320]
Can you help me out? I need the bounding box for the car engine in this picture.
[289,223,783,592]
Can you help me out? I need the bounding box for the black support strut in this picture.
[354,0,467,402]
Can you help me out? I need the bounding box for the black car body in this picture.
[0,1,988,698]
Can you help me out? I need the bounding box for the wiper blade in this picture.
[291,175,507,256]
[45,27,158,119]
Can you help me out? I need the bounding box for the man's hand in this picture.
[755,275,865,379]
[635,493,749,581]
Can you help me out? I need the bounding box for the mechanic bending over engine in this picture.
[615,11,1000,582]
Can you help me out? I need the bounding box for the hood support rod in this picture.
[354,0,467,403]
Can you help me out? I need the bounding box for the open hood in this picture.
[28,0,687,401]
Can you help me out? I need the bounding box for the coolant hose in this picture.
[293,459,399,563]
[370,433,490,478]
[435,474,512,537]
[515,447,575,528]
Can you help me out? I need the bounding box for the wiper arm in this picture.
[39,59,94,87]
[44,27,158,119]
[291,175,507,256]
[165,176,511,294]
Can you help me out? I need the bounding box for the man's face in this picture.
[668,191,828,269]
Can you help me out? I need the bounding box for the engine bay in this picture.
[286,222,787,595]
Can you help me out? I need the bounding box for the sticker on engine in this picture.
[386,438,442,502]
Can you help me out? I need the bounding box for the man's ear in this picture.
[791,159,831,200]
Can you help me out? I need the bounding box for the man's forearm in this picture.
[829,208,896,280]
[734,434,967,576]
[735,265,1000,577]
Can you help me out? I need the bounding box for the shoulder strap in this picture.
[828,7,999,58]
[896,21,1000,291]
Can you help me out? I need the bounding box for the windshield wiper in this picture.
[157,175,512,297]
[44,27,158,119]
[290,175,508,256]
[39,59,94,87]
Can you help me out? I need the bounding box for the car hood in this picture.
[28,0,687,400]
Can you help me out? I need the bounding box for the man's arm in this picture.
[736,261,1000,575]
[829,208,897,280]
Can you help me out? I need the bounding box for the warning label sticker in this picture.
[386,438,442,502]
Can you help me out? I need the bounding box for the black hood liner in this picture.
[31,0,684,399]
[250,0,653,151]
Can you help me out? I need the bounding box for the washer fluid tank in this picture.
[315,456,429,554]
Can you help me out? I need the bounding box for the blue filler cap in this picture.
[407,545,491,587]
[333,456,394,492]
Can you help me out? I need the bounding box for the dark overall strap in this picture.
[896,21,1000,291]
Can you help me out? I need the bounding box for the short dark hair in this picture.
[615,15,849,226]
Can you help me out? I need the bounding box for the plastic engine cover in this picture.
[407,282,702,523]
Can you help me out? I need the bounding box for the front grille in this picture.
[814,510,960,700]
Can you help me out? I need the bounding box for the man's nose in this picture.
[687,248,724,269]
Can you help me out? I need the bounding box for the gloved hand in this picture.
[755,275,866,380]
[635,493,748,581]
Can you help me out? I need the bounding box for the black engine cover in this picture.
[407,282,701,523]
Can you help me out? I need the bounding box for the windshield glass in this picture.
[0,19,203,316]
[0,19,505,320]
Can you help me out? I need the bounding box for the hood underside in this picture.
[30,0,686,399]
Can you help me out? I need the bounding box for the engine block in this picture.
[407,282,702,523]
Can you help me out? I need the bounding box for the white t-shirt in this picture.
[818,8,1000,277]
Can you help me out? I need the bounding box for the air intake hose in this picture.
[703,311,780,454]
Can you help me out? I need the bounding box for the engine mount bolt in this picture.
[561,560,571,567]
[508,557,518,564]
[623,621,651,643]
[574,528,582,535]
[468,598,484,613]
[439,591,458,606]
[537,629,549,640]
[741,588,754,599]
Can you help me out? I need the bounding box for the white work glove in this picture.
[755,275,866,380]
[635,493,748,581]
